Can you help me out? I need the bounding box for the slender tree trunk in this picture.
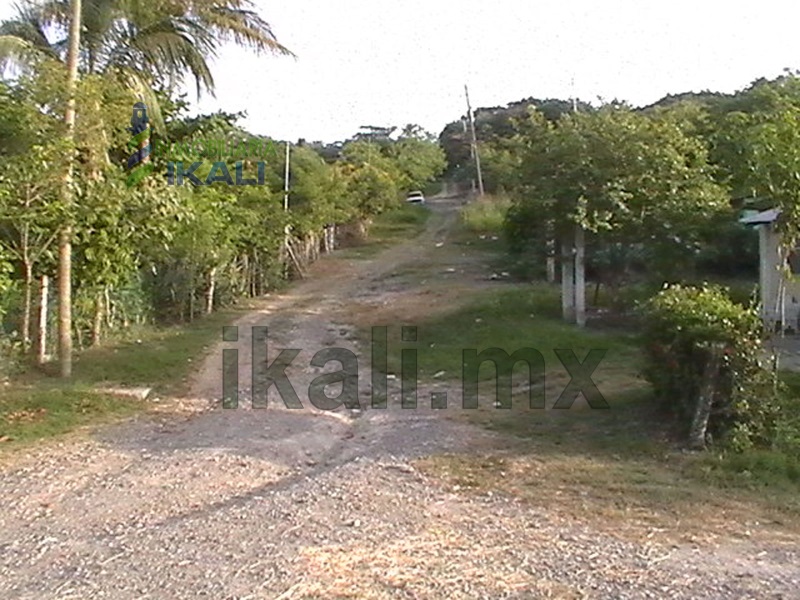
[22,260,33,352]
[546,221,556,283]
[37,275,49,365]
[575,226,586,327]
[561,236,575,323]
[206,267,217,315]
[188,283,195,323]
[688,344,723,450]
[105,286,113,329]
[91,291,104,346]
[58,0,82,378]
[326,227,330,253]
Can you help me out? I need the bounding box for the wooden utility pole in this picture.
[282,141,291,277]
[464,84,484,197]
[462,118,475,194]
[283,141,290,212]
[58,0,81,378]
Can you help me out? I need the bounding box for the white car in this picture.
[406,190,425,203]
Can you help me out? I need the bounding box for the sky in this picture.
[2,0,800,143]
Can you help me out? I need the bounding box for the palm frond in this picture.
[127,19,216,96]
[185,0,294,57]
[200,7,293,57]
[0,35,52,74]
[0,3,61,73]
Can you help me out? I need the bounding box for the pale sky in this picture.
[2,1,800,143]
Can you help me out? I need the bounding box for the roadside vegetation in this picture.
[368,218,800,537]
[0,307,238,448]
[461,193,511,234]
[425,77,800,516]
[0,0,447,447]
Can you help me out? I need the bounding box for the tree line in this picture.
[0,0,445,375]
[442,76,800,305]
[441,74,800,449]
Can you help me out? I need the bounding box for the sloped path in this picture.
[0,196,797,599]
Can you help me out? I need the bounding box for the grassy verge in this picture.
[460,193,511,234]
[377,284,640,387]
[71,309,238,393]
[0,309,241,449]
[0,387,140,446]
[365,259,800,535]
[338,203,431,259]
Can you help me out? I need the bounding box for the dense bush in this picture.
[642,284,782,450]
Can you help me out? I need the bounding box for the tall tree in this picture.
[58,0,81,377]
[505,105,728,324]
[1,0,291,375]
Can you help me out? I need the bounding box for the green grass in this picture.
[1,309,242,449]
[377,284,640,383]
[338,204,432,259]
[361,271,800,528]
[690,370,800,493]
[460,194,511,234]
[70,309,239,394]
[0,387,140,446]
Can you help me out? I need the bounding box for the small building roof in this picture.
[739,208,780,225]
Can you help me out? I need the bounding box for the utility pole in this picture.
[462,118,475,194]
[464,84,485,197]
[282,141,291,277]
[58,0,82,378]
[283,141,290,212]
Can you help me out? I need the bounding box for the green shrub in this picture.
[642,284,782,449]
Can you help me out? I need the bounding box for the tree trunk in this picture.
[688,344,723,450]
[58,226,73,375]
[546,221,556,283]
[91,291,104,346]
[37,275,49,365]
[575,226,586,327]
[561,236,575,323]
[105,286,113,330]
[206,267,217,315]
[58,0,82,379]
[21,260,33,351]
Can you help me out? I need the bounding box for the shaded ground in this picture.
[1,195,798,599]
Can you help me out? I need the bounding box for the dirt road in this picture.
[1,196,797,599]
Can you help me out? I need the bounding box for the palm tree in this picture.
[0,0,293,123]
